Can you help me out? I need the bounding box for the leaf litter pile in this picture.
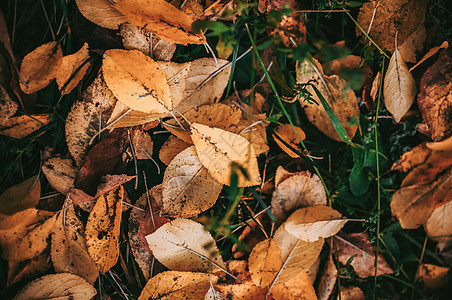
[0,0,451,299]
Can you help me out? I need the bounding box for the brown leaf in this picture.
[0,85,18,124]
[0,208,57,261]
[271,171,327,223]
[162,146,223,218]
[115,0,206,45]
[56,43,90,95]
[399,23,426,63]
[334,232,393,278]
[0,176,40,215]
[356,0,429,52]
[340,286,365,300]
[191,122,261,187]
[384,47,417,123]
[410,41,449,72]
[128,129,153,160]
[425,200,452,250]
[249,239,282,287]
[0,10,14,60]
[274,124,305,158]
[138,271,217,300]
[51,204,99,284]
[418,48,452,141]
[7,248,51,286]
[42,157,76,195]
[85,186,124,273]
[13,273,96,300]
[65,73,117,166]
[417,263,449,289]
[215,280,268,300]
[317,255,337,300]
[75,0,127,30]
[0,114,50,139]
[159,135,191,165]
[146,218,225,272]
[106,100,165,129]
[296,58,359,142]
[271,271,317,300]
[19,41,62,94]
[102,49,172,114]
[427,136,452,152]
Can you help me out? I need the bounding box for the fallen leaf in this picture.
[274,124,306,158]
[417,263,449,289]
[271,170,327,223]
[296,58,359,142]
[85,185,124,273]
[284,205,346,242]
[7,249,51,286]
[410,41,449,72]
[129,129,153,160]
[159,135,191,165]
[0,208,57,261]
[0,85,18,123]
[0,114,50,139]
[205,287,226,300]
[51,204,99,284]
[146,218,225,272]
[399,23,426,63]
[0,176,40,215]
[65,73,117,166]
[384,46,416,123]
[114,0,206,45]
[106,100,165,129]
[249,239,282,287]
[56,43,90,95]
[13,273,96,300]
[356,0,429,52]
[215,280,268,300]
[317,255,337,300]
[334,232,393,278]
[271,271,317,300]
[417,48,452,141]
[425,200,452,251]
[120,23,176,61]
[42,157,76,195]
[102,49,172,114]
[191,122,261,187]
[162,146,223,218]
[427,136,452,151]
[340,286,365,300]
[75,0,127,30]
[138,271,217,300]
[0,10,14,60]
[19,41,62,94]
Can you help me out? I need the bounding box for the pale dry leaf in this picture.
[85,186,123,273]
[106,100,165,129]
[204,287,226,300]
[284,205,347,242]
[42,157,76,195]
[296,58,359,142]
[0,208,57,261]
[417,263,449,289]
[425,200,452,251]
[103,49,171,114]
[0,114,50,139]
[19,41,62,94]
[215,280,268,300]
[120,23,176,61]
[271,271,317,300]
[114,0,206,45]
[146,218,225,272]
[138,271,217,300]
[317,255,337,300]
[236,119,269,156]
[274,166,297,187]
[75,0,127,29]
[191,122,261,187]
[0,85,18,124]
[65,73,116,166]
[51,205,98,284]
[427,136,452,152]
[383,47,416,123]
[159,135,191,165]
[249,238,282,287]
[274,124,306,158]
[399,23,426,63]
[56,43,90,95]
[334,232,393,278]
[272,226,324,286]
[0,176,40,215]
[339,286,365,300]
[271,170,327,223]
[130,130,153,160]
[13,273,96,300]
[162,146,223,218]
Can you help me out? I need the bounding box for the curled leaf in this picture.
[0,176,40,215]
[56,43,90,95]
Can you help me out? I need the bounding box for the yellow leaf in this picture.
[42,157,76,195]
[159,135,191,165]
[75,0,127,30]
[85,185,124,273]
[106,100,165,129]
[56,43,90,95]
[138,271,217,300]
[249,239,282,287]
[417,263,449,289]
[215,280,268,299]
[0,114,50,139]
[191,122,261,187]
[19,41,62,94]
[0,176,40,215]
[274,124,306,158]
[102,49,172,114]
[271,271,317,300]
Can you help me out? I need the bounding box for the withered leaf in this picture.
[410,41,449,72]
[7,249,51,287]
[159,135,191,165]
[102,49,172,114]
[0,85,18,124]
[75,0,127,30]
[51,205,99,284]
[274,124,306,158]
[162,146,223,218]
[191,122,261,187]
[85,185,124,273]
[417,263,449,289]
[425,200,452,250]
[42,157,76,195]
[13,273,96,300]
[138,271,217,300]
[146,218,225,272]
[249,238,282,287]
[114,0,206,45]
[19,41,62,94]
[340,286,365,300]
[384,47,416,123]
[0,114,50,139]
[56,43,90,95]
[215,280,268,300]
[317,255,337,300]
[271,271,317,300]
[399,23,426,63]
[0,176,40,215]
[106,100,165,129]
